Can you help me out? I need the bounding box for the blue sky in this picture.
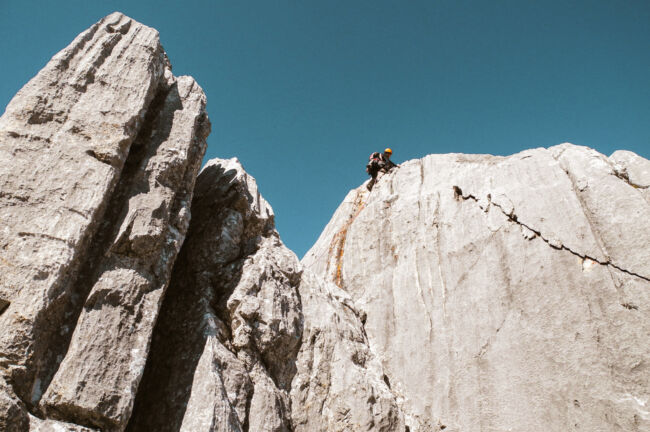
[2,1,649,257]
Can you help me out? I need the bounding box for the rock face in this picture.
[0,12,402,432]
[127,158,403,432]
[2,11,649,432]
[0,12,209,430]
[303,144,650,431]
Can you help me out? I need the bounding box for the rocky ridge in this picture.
[0,13,402,432]
[1,11,649,432]
[127,157,403,432]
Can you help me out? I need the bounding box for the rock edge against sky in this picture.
[0,11,648,432]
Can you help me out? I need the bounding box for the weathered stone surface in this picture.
[304,144,650,432]
[610,149,650,203]
[127,158,404,431]
[40,74,208,430]
[292,270,404,432]
[0,377,28,432]
[4,10,648,432]
[0,12,209,431]
[28,415,96,432]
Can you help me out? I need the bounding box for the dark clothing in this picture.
[366,152,396,191]
[378,153,396,172]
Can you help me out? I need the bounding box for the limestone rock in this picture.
[292,270,405,432]
[303,144,650,431]
[3,9,647,432]
[0,12,209,430]
[610,149,650,203]
[128,158,404,431]
[28,416,96,432]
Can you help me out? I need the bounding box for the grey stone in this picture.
[610,149,650,203]
[3,10,647,432]
[0,12,208,431]
[28,415,97,432]
[127,158,404,431]
[303,144,650,431]
[292,270,404,432]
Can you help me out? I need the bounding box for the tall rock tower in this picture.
[0,12,210,430]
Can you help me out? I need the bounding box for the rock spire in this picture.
[0,12,209,430]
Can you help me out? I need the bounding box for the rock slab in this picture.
[303,144,650,432]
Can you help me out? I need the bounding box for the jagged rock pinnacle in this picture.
[0,12,209,430]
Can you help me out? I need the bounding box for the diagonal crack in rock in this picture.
[455,186,650,283]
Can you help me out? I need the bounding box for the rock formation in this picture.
[0,12,210,430]
[0,14,402,431]
[127,158,403,432]
[2,11,649,432]
[303,145,650,431]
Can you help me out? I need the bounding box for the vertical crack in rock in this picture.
[129,159,405,432]
[0,12,209,431]
[30,78,171,418]
[39,74,209,430]
[128,158,299,432]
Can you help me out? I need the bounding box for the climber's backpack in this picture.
[366,152,381,176]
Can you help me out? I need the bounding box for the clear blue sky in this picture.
[2,1,649,257]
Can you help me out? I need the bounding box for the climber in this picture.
[366,148,397,191]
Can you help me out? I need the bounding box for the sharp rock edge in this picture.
[0,12,210,431]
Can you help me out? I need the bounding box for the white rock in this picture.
[303,144,650,432]
[128,158,404,431]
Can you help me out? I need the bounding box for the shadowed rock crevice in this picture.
[0,299,9,316]
[128,159,404,432]
[0,14,172,427]
[0,12,209,431]
[39,73,208,430]
[128,159,299,431]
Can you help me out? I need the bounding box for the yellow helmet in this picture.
[384,148,392,154]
